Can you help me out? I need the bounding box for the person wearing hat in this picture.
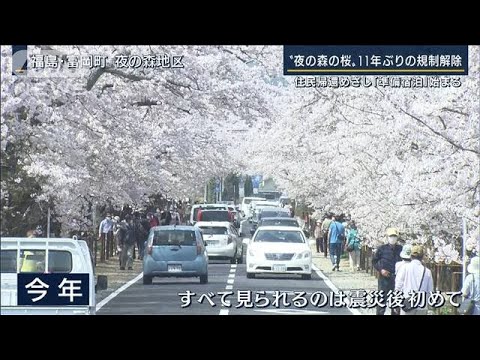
[372,227,403,315]
[461,256,480,315]
[395,245,434,315]
[393,244,412,315]
[314,220,323,253]
[395,244,412,274]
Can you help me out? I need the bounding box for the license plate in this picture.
[207,240,218,246]
[168,264,182,272]
[272,264,286,272]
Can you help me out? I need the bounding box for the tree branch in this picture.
[398,108,479,155]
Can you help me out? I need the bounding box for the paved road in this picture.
[98,257,353,315]
[98,220,354,315]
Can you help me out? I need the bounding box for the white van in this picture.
[189,203,228,226]
[241,197,266,219]
[1,237,96,315]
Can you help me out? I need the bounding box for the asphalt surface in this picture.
[97,221,353,315]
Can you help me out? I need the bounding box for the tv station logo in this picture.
[12,45,27,76]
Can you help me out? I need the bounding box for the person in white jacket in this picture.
[461,256,480,315]
[395,245,433,315]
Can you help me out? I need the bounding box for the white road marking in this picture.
[96,272,143,311]
[312,264,362,315]
[220,264,237,315]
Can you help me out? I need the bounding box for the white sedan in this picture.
[246,226,312,279]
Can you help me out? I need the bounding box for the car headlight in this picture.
[296,251,311,259]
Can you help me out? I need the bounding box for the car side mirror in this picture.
[242,238,251,245]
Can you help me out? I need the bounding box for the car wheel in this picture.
[301,274,312,280]
[200,274,208,284]
[143,275,153,285]
[247,272,255,279]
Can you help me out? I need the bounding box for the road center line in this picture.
[220,264,237,315]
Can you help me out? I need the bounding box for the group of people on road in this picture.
[314,213,361,272]
[98,205,185,271]
[313,215,479,316]
[373,227,479,315]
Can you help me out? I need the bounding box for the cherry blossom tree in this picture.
[1,45,281,234]
[240,45,479,263]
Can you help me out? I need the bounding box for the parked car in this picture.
[1,237,96,315]
[195,221,243,264]
[245,226,312,280]
[143,226,208,285]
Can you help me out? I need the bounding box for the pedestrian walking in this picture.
[394,245,433,315]
[461,256,480,315]
[372,227,402,315]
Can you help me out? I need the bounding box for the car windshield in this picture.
[152,230,197,246]
[260,210,290,218]
[199,226,228,235]
[260,219,298,227]
[201,211,229,222]
[254,230,304,243]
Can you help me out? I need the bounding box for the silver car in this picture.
[195,222,243,264]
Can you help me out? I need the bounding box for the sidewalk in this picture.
[309,241,377,315]
[94,256,143,303]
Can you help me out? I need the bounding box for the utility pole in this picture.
[462,217,467,284]
[47,207,51,238]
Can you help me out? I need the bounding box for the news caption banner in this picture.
[178,289,464,311]
[11,45,184,77]
[283,45,468,89]
[17,273,89,306]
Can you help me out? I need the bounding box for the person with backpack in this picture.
[120,215,136,270]
[346,221,361,271]
[328,214,346,272]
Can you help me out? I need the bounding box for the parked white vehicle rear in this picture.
[1,237,96,315]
